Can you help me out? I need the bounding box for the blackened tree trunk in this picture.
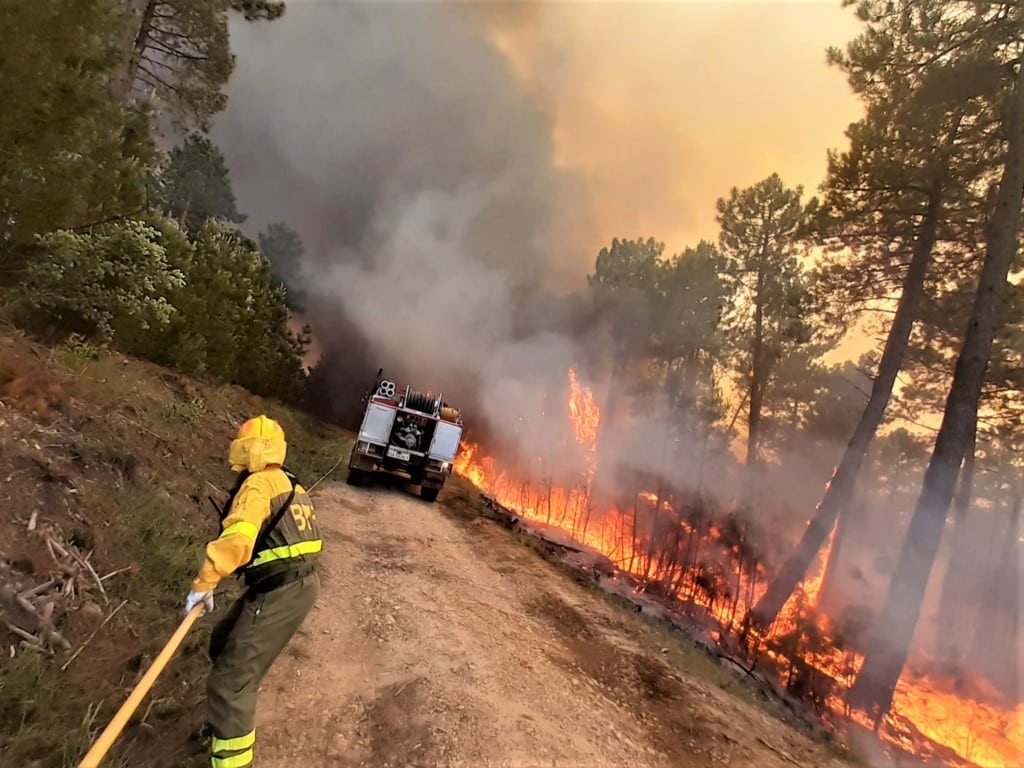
[934,415,978,661]
[748,187,943,628]
[818,483,853,614]
[847,61,1024,717]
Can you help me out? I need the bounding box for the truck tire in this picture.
[419,485,439,502]
[346,468,365,486]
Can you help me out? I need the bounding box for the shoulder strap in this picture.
[214,470,251,522]
[246,469,299,567]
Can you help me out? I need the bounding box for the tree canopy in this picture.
[118,0,285,128]
[0,0,153,263]
[157,133,246,232]
[0,0,308,401]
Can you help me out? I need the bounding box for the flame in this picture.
[568,367,600,445]
[453,371,1023,767]
[888,675,1024,767]
[777,512,838,624]
[453,441,489,488]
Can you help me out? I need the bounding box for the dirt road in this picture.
[251,482,853,768]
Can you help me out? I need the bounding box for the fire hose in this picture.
[77,603,205,768]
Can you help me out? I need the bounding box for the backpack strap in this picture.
[211,470,251,523]
[244,469,299,568]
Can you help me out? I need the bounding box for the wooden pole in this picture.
[78,604,204,768]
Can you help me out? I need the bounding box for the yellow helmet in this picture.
[236,415,286,442]
[230,415,287,472]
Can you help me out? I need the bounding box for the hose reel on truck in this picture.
[347,374,464,502]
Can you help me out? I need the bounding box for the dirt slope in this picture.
[0,331,350,767]
[251,480,854,768]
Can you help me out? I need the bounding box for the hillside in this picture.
[0,328,858,768]
[0,327,348,767]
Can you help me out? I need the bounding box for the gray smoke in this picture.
[214,0,593,456]
[213,1,1023,726]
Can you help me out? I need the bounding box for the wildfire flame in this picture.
[568,367,600,445]
[888,676,1024,768]
[454,369,1024,767]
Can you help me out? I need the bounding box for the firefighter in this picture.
[184,415,322,768]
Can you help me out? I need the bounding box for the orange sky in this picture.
[481,0,864,272]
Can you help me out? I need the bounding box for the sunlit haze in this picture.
[219,0,863,289]
[481,0,863,264]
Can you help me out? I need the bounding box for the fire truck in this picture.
[346,373,464,502]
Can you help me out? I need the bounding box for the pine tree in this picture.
[0,0,153,265]
[588,237,663,427]
[747,0,1007,629]
[715,174,820,482]
[259,221,306,308]
[156,133,246,232]
[117,0,283,128]
[848,29,1024,717]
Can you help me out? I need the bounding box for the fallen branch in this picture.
[48,537,107,601]
[112,411,164,441]
[73,550,108,603]
[3,620,42,646]
[18,578,57,599]
[756,736,802,767]
[61,599,128,671]
[45,537,78,576]
[99,566,133,582]
[392,680,411,699]
[14,593,39,615]
[15,596,71,650]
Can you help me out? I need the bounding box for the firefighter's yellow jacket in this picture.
[192,418,320,592]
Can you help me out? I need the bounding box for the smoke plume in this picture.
[213,2,1022,737]
[214,1,594,453]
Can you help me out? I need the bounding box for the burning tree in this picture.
[457,352,1024,765]
[748,0,1009,631]
[848,33,1024,717]
[451,8,1024,766]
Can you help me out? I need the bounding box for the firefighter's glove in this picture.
[184,590,214,617]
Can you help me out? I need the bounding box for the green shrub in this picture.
[20,220,183,342]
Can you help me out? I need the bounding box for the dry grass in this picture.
[0,347,68,422]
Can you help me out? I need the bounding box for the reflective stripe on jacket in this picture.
[192,468,321,592]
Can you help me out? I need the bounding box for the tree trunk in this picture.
[847,62,1024,718]
[934,416,978,661]
[976,483,1021,699]
[116,0,159,101]
[745,266,767,471]
[747,185,943,628]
